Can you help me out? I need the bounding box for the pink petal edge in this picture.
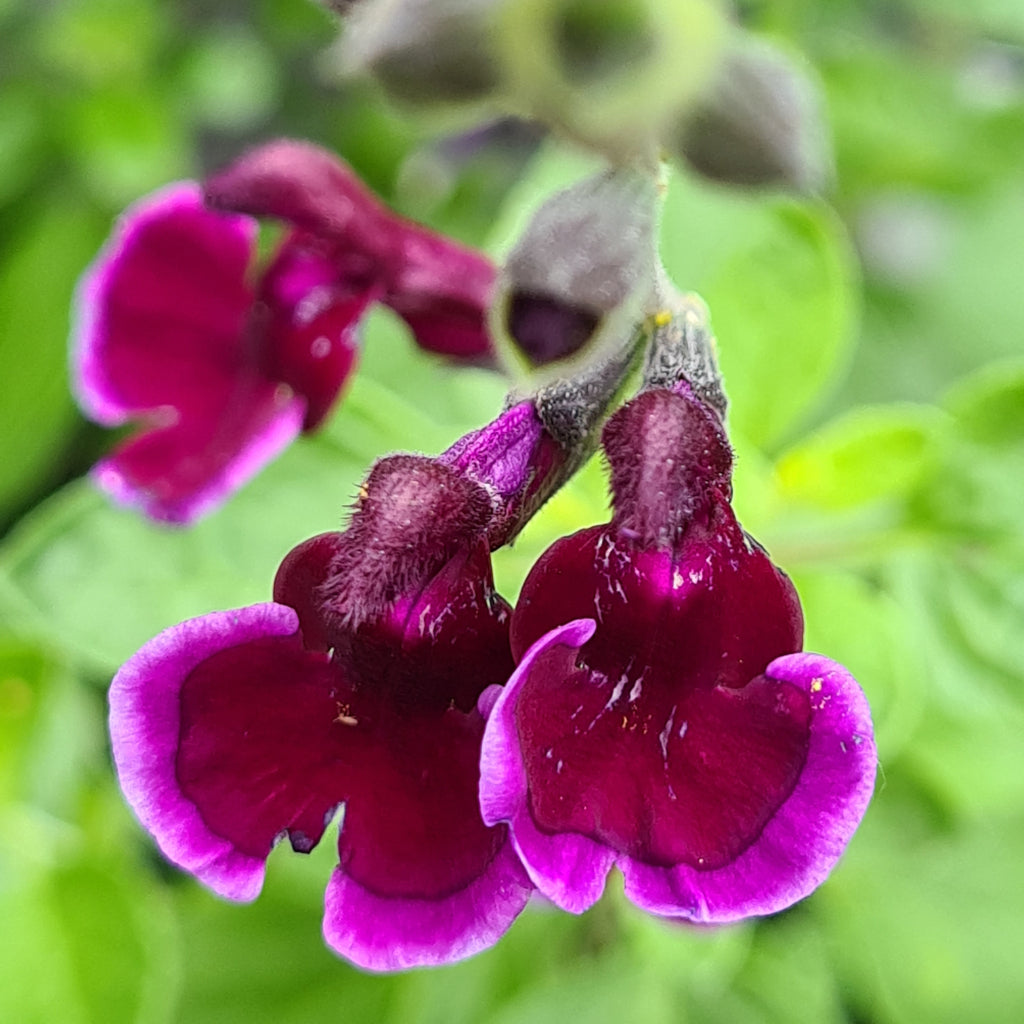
[109,603,301,900]
[70,182,258,426]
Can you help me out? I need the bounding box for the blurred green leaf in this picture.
[734,917,847,1024]
[824,44,1024,198]
[907,0,1024,42]
[178,26,282,132]
[0,199,104,524]
[0,809,180,1024]
[944,358,1024,447]
[63,87,192,207]
[909,360,1024,545]
[353,307,508,432]
[817,796,1024,1024]
[0,634,99,814]
[850,184,1024,407]
[31,0,169,86]
[776,405,942,512]
[794,569,925,760]
[661,174,859,450]
[0,85,48,205]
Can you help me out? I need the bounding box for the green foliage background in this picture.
[1,1,1023,1021]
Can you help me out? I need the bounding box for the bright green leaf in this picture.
[661,173,859,450]
[777,404,942,512]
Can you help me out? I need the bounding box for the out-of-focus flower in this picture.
[73,140,495,524]
[480,381,876,920]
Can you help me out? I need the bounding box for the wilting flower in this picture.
[73,140,495,524]
[479,383,876,920]
[108,358,637,970]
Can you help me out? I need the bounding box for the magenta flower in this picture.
[107,390,603,971]
[479,385,876,920]
[73,140,495,524]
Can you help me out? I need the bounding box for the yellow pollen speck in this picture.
[653,310,671,327]
[810,678,823,693]
[334,702,358,726]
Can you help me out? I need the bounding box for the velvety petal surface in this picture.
[324,835,531,973]
[115,528,526,967]
[109,603,303,901]
[482,621,875,919]
[621,652,876,921]
[511,512,803,688]
[385,222,495,359]
[177,619,526,966]
[204,139,386,256]
[480,620,615,914]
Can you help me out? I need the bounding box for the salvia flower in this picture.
[73,140,495,524]
[480,372,876,920]
[109,347,636,971]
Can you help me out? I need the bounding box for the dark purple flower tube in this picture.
[108,379,622,971]
[73,141,496,524]
[479,386,876,920]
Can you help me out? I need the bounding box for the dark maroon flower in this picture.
[73,141,495,524]
[479,385,876,920]
[107,381,625,971]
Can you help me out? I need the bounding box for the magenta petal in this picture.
[323,836,532,972]
[204,140,386,256]
[205,139,496,361]
[93,377,305,524]
[620,653,876,921]
[482,625,873,919]
[109,604,302,901]
[256,235,376,430]
[386,226,496,359]
[480,619,614,914]
[72,182,257,425]
[273,531,346,651]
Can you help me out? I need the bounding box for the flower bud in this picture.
[670,33,832,193]
[492,166,660,376]
[339,0,502,107]
[496,0,726,159]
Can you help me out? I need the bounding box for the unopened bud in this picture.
[670,34,831,193]
[493,166,660,375]
[496,0,726,159]
[317,0,362,14]
[339,0,502,107]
